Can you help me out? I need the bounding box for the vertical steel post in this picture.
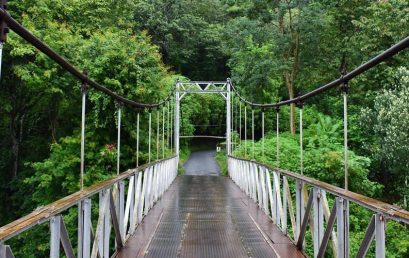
[148,111,151,162]
[299,104,303,175]
[244,105,247,158]
[0,242,5,258]
[276,107,280,166]
[343,91,348,190]
[252,108,255,160]
[50,216,61,258]
[78,79,88,258]
[231,92,234,152]
[296,179,304,241]
[239,102,242,147]
[341,79,349,191]
[79,198,91,258]
[375,214,385,258]
[170,98,173,154]
[80,81,88,191]
[226,78,231,155]
[262,110,265,162]
[175,80,180,155]
[156,109,159,160]
[116,104,121,175]
[162,106,165,159]
[136,113,140,167]
[313,188,324,257]
[167,101,170,153]
[336,197,349,258]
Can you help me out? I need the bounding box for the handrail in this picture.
[231,35,409,108]
[0,155,177,242]
[228,155,409,224]
[0,8,174,109]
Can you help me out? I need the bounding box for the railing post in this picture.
[296,179,304,241]
[0,242,6,258]
[78,198,91,258]
[50,215,61,258]
[313,188,324,257]
[375,214,386,258]
[282,176,288,234]
[336,197,349,258]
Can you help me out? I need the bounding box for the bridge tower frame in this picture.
[174,79,232,156]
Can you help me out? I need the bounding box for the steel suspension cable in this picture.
[230,35,409,109]
[0,8,175,109]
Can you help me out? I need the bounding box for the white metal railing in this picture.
[228,156,409,258]
[0,156,178,258]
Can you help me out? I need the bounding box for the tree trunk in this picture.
[285,72,296,135]
[10,112,24,179]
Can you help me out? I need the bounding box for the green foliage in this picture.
[1,0,409,257]
[361,67,409,204]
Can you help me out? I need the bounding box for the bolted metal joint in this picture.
[296,92,304,109]
[115,101,123,109]
[340,68,349,94]
[81,70,89,94]
[0,0,9,43]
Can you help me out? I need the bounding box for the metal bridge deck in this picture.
[116,176,304,258]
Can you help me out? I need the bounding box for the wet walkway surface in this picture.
[116,176,305,258]
[183,150,220,176]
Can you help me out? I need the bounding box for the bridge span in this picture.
[116,176,304,258]
[116,150,303,257]
[0,6,409,258]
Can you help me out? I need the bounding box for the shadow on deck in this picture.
[116,176,305,258]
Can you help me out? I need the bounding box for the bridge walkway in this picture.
[116,175,305,258]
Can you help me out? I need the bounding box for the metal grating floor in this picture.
[116,176,305,258]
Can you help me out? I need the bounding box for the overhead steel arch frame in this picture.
[174,79,232,156]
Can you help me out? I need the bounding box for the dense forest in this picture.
[1,0,409,257]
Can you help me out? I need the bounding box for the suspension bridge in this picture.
[1,4,409,258]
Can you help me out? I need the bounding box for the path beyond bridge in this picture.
[116,150,305,258]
